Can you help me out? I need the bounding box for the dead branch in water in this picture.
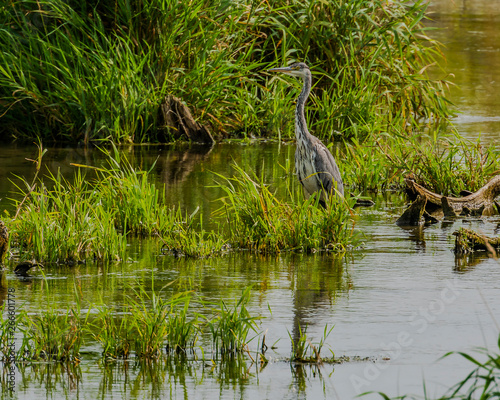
[405,175,500,218]
[453,228,500,256]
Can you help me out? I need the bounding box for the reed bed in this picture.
[8,144,227,262]
[4,284,265,363]
[0,0,452,142]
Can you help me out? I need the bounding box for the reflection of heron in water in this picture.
[268,62,344,208]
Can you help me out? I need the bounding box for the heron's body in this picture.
[269,62,343,207]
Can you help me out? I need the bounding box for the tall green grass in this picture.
[0,0,452,142]
[8,144,228,262]
[205,287,260,356]
[340,130,500,195]
[216,164,357,253]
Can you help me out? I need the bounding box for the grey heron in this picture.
[268,62,344,208]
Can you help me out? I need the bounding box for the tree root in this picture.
[159,95,214,144]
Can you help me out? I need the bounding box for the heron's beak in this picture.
[267,66,293,74]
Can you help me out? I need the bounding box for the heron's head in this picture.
[268,62,310,79]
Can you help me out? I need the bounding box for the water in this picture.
[426,1,500,144]
[2,4,500,399]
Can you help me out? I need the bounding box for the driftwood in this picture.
[159,95,214,144]
[453,228,500,255]
[405,175,500,218]
[396,195,439,226]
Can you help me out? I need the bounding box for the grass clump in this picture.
[8,144,227,262]
[18,292,90,363]
[10,168,126,263]
[289,324,334,364]
[216,164,356,253]
[206,287,260,356]
[158,207,229,259]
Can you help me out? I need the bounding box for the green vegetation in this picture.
[289,324,334,364]
[216,164,357,253]
[0,0,451,142]
[205,286,260,356]
[7,143,357,263]
[0,285,263,363]
[340,131,500,194]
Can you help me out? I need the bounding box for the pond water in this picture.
[1,3,500,400]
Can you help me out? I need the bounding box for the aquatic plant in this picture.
[158,208,229,259]
[205,287,260,356]
[165,297,198,354]
[9,144,226,262]
[18,290,91,363]
[10,167,126,263]
[216,164,357,253]
[91,306,133,361]
[0,0,452,142]
[289,324,334,364]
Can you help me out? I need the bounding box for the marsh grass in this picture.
[206,287,260,356]
[10,168,126,262]
[8,144,228,262]
[19,290,90,363]
[91,306,133,361]
[340,131,500,195]
[158,208,229,259]
[0,0,452,142]
[216,164,357,253]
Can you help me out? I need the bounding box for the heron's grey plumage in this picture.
[268,62,344,207]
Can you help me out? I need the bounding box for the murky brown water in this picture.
[1,3,500,399]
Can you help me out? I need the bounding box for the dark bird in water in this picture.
[14,260,40,276]
[268,62,344,208]
[0,220,8,264]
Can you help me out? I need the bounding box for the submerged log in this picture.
[405,175,500,217]
[159,95,214,144]
[453,228,500,255]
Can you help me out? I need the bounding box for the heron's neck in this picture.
[295,73,312,142]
